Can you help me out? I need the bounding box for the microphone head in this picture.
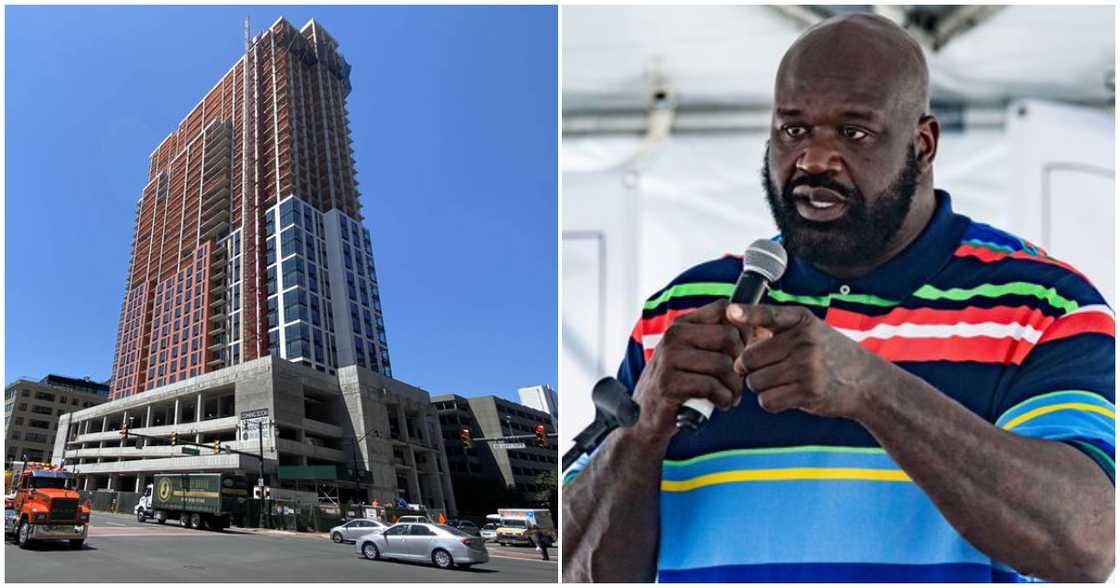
[743,239,788,283]
[592,377,640,427]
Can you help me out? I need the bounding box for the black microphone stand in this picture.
[562,377,640,472]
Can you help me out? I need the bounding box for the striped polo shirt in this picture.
[564,191,1115,582]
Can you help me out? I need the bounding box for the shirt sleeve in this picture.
[991,276,1115,483]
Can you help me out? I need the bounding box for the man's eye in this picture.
[841,127,868,140]
[782,125,807,138]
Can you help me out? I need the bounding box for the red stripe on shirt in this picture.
[638,307,697,338]
[860,335,1032,365]
[825,305,1055,332]
[954,244,1089,282]
[1036,311,1115,345]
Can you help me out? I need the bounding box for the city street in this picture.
[5,512,557,583]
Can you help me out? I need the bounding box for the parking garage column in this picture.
[195,393,203,443]
[173,398,181,425]
[121,411,129,447]
[145,404,152,428]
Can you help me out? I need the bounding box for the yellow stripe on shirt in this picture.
[1000,403,1115,431]
[661,467,912,492]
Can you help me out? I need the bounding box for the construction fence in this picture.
[76,489,345,532]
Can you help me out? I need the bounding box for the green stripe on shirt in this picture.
[913,282,1079,312]
[643,283,734,310]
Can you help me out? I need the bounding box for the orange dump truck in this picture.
[4,463,90,549]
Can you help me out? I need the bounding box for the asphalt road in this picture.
[6,511,557,583]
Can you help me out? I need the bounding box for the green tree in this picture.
[533,468,558,521]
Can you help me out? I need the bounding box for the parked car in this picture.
[396,515,432,524]
[451,520,480,537]
[355,522,489,569]
[330,519,388,544]
[480,522,498,542]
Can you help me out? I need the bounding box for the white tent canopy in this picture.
[563,5,1115,112]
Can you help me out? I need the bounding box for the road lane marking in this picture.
[488,554,559,563]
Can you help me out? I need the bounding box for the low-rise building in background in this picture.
[6,375,111,464]
[518,384,557,430]
[432,393,556,517]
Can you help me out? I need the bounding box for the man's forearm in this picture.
[562,428,668,582]
[856,364,1114,581]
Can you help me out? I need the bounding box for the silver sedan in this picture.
[355,522,489,569]
[330,519,388,544]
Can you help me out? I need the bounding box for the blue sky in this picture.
[5,5,557,403]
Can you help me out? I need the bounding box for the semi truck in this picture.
[5,462,91,549]
[135,473,249,531]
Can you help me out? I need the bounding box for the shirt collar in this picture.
[776,190,970,302]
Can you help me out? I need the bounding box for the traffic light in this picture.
[119,423,129,442]
[535,424,547,448]
[459,428,473,449]
[170,432,178,447]
[213,440,221,454]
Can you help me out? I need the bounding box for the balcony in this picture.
[301,417,341,439]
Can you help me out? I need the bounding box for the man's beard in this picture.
[762,144,921,269]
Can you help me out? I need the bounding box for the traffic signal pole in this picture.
[114,423,272,529]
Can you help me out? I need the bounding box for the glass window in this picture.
[354,336,366,367]
[285,323,310,358]
[280,199,298,228]
[268,297,278,328]
[282,257,305,290]
[268,329,280,354]
[307,266,319,293]
[281,226,303,259]
[310,296,321,327]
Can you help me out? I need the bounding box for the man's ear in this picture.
[916,114,940,172]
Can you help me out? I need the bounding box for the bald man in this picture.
[562,14,1114,582]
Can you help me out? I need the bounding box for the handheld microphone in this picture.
[675,239,788,432]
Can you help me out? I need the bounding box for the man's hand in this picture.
[629,299,753,447]
[725,303,900,419]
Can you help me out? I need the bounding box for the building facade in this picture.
[110,17,389,400]
[52,356,455,514]
[50,17,456,514]
[5,376,110,464]
[432,394,556,515]
[517,384,557,429]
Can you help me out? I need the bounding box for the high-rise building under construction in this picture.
[110,18,391,400]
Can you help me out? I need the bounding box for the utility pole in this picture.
[350,442,362,501]
[258,419,267,529]
[346,426,382,504]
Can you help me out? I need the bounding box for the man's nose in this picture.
[796,138,843,176]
